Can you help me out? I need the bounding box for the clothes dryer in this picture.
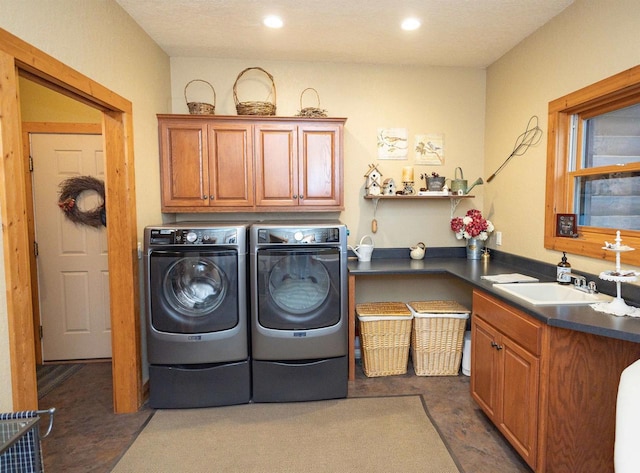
[144,222,250,408]
[250,222,348,402]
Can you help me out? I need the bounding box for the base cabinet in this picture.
[472,289,640,472]
[471,290,541,470]
[158,115,345,212]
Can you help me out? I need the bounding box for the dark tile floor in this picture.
[37,360,531,472]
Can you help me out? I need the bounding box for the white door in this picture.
[31,133,111,361]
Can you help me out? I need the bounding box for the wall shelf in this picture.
[363,194,475,232]
[364,194,474,200]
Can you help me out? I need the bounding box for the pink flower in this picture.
[450,209,494,241]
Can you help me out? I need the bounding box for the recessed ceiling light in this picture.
[401,17,421,31]
[264,15,283,28]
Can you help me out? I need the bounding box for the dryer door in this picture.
[149,249,238,334]
[257,248,341,330]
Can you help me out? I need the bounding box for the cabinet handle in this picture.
[299,194,304,199]
[202,195,208,200]
[490,341,498,348]
[293,194,298,199]
[209,195,214,200]
[496,344,503,350]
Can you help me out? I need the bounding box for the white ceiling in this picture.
[115,0,574,68]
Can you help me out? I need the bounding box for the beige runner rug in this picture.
[112,395,461,473]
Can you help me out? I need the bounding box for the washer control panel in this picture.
[147,228,237,245]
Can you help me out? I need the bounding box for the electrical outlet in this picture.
[496,231,502,246]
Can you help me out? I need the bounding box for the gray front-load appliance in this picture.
[250,221,348,402]
[144,222,250,408]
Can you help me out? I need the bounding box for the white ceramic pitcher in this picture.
[349,235,374,262]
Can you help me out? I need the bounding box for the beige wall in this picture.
[170,58,487,249]
[19,78,102,123]
[0,0,170,410]
[484,0,640,277]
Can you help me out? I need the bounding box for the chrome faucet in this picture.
[566,273,597,293]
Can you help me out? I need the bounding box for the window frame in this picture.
[545,65,640,267]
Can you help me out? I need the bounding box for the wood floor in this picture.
[37,361,531,472]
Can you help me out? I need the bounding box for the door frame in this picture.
[0,28,142,413]
[23,122,104,364]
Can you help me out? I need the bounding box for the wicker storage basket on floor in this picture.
[408,301,470,376]
[233,67,277,116]
[356,302,413,377]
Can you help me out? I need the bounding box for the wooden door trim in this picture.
[1,28,142,413]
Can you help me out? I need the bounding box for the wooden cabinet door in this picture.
[298,123,342,208]
[471,290,541,471]
[499,334,539,470]
[254,124,298,207]
[471,316,500,422]
[208,123,253,207]
[159,119,209,208]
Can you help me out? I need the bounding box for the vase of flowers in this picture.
[450,209,494,259]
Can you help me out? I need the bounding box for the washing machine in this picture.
[144,222,250,408]
[250,221,348,402]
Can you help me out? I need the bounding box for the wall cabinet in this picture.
[159,118,253,210]
[255,122,342,209]
[158,115,345,212]
[471,290,542,470]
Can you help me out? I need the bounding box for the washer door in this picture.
[149,250,238,334]
[165,258,227,316]
[257,248,341,330]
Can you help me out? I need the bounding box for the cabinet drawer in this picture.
[472,290,542,356]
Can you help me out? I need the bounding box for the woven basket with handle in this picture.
[233,67,277,116]
[296,87,327,118]
[184,79,216,115]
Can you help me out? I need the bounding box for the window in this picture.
[545,66,640,266]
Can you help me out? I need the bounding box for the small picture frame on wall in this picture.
[556,213,577,237]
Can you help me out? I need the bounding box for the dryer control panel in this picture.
[255,227,342,245]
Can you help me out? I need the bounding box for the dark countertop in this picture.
[348,253,640,344]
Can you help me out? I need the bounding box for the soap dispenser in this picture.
[557,252,571,285]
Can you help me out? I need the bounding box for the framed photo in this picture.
[556,213,577,237]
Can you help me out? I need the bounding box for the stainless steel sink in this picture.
[493,282,612,306]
